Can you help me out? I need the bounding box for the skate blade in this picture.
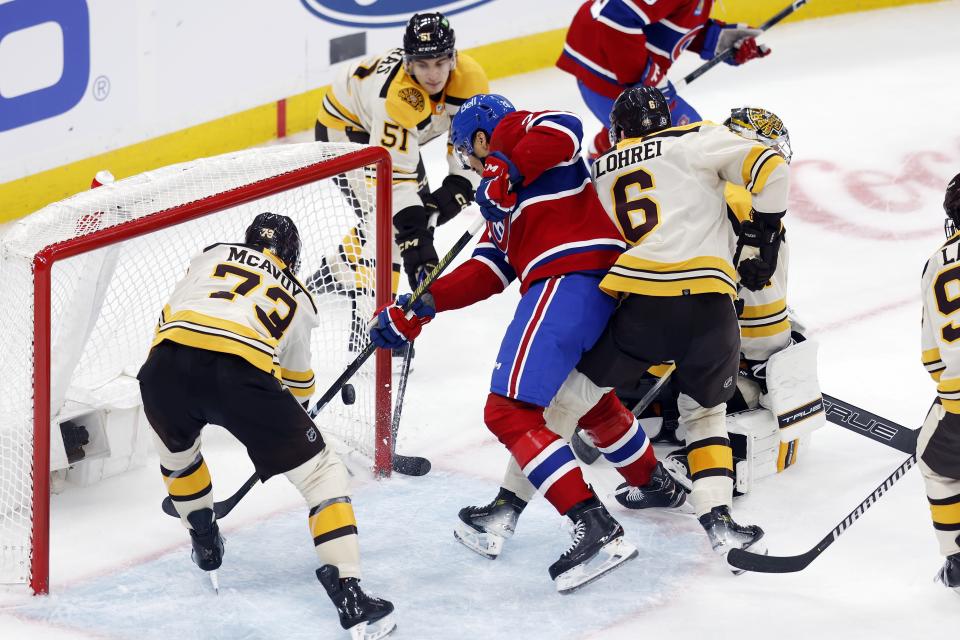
[554,538,639,594]
[348,613,396,640]
[661,458,693,493]
[208,570,220,594]
[453,521,505,560]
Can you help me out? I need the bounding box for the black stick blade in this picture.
[727,547,816,573]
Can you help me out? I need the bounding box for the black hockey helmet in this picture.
[403,13,456,62]
[725,107,793,164]
[609,86,672,145]
[945,173,960,238]
[245,212,301,274]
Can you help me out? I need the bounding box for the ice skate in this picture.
[317,565,396,640]
[660,447,693,493]
[186,508,224,593]
[698,505,765,575]
[454,488,526,559]
[613,461,687,510]
[935,551,960,596]
[548,498,638,594]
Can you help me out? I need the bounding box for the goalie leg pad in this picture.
[763,338,825,442]
[726,408,780,494]
[485,393,592,515]
[579,391,657,487]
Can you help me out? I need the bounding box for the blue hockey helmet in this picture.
[450,94,516,169]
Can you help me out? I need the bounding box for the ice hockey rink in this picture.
[3,2,960,638]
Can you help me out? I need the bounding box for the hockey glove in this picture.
[395,205,440,290]
[368,293,436,350]
[700,20,771,66]
[428,174,475,226]
[476,152,522,223]
[737,257,775,291]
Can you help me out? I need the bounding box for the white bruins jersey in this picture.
[592,121,789,298]
[726,184,792,361]
[922,232,960,414]
[153,243,319,400]
[316,48,488,215]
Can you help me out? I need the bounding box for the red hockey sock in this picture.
[580,391,657,487]
[484,393,593,515]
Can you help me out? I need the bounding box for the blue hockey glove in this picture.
[368,293,436,349]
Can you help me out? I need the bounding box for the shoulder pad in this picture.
[385,70,431,130]
[446,53,490,102]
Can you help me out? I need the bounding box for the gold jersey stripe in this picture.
[163,461,212,497]
[938,377,960,393]
[153,329,277,377]
[942,398,960,414]
[164,307,277,348]
[601,272,736,298]
[281,368,315,383]
[749,152,786,194]
[309,502,358,539]
[740,146,766,186]
[687,444,734,475]
[923,347,942,365]
[740,299,787,319]
[741,318,791,339]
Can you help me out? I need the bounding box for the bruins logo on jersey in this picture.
[398,87,426,112]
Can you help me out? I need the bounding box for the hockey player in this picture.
[367,94,683,592]
[137,213,395,639]
[919,173,960,593]
[629,107,823,497]
[313,12,487,295]
[573,86,790,564]
[556,0,770,158]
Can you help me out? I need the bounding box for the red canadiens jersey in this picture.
[431,110,625,312]
[557,0,713,99]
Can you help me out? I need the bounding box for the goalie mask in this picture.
[609,86,672,145]
[725,107,793,164]
[945,173,960,239]
[245,212,302,274]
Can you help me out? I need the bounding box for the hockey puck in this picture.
[341,383,356,405]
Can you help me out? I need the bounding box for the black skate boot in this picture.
[186,508,224,592]
[935,550,960,595]
[454,487,527,559]
[614,461,687,510]
[317,564,396,640]
[548,497,638,593]
[698,505,765,574]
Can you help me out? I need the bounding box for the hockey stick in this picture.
[573,363,677,464]
[161,217,483,519]
[821,393,919,455]
[727,453,917,573]
[389,342,432,476]
[162,470,259,520]
[674,0,810,90]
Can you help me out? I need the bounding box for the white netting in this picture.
[0,143,388,585]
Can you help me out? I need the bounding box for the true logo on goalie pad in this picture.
[777,397,824,427]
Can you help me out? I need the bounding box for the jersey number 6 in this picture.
[611,168,661,245]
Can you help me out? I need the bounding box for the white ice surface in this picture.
[4,2,960,638]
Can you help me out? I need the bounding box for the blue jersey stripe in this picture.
[599,0,650,30]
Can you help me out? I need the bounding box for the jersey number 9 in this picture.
[935,265,960,343]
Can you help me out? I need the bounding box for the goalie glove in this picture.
[368,293,436,350]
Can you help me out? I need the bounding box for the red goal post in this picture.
[0,143,394,594]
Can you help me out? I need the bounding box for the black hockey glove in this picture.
[394,205,439,290]
[737,210,783,291]
[426,174,474,226]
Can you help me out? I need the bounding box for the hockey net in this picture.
[0,143,393,594]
